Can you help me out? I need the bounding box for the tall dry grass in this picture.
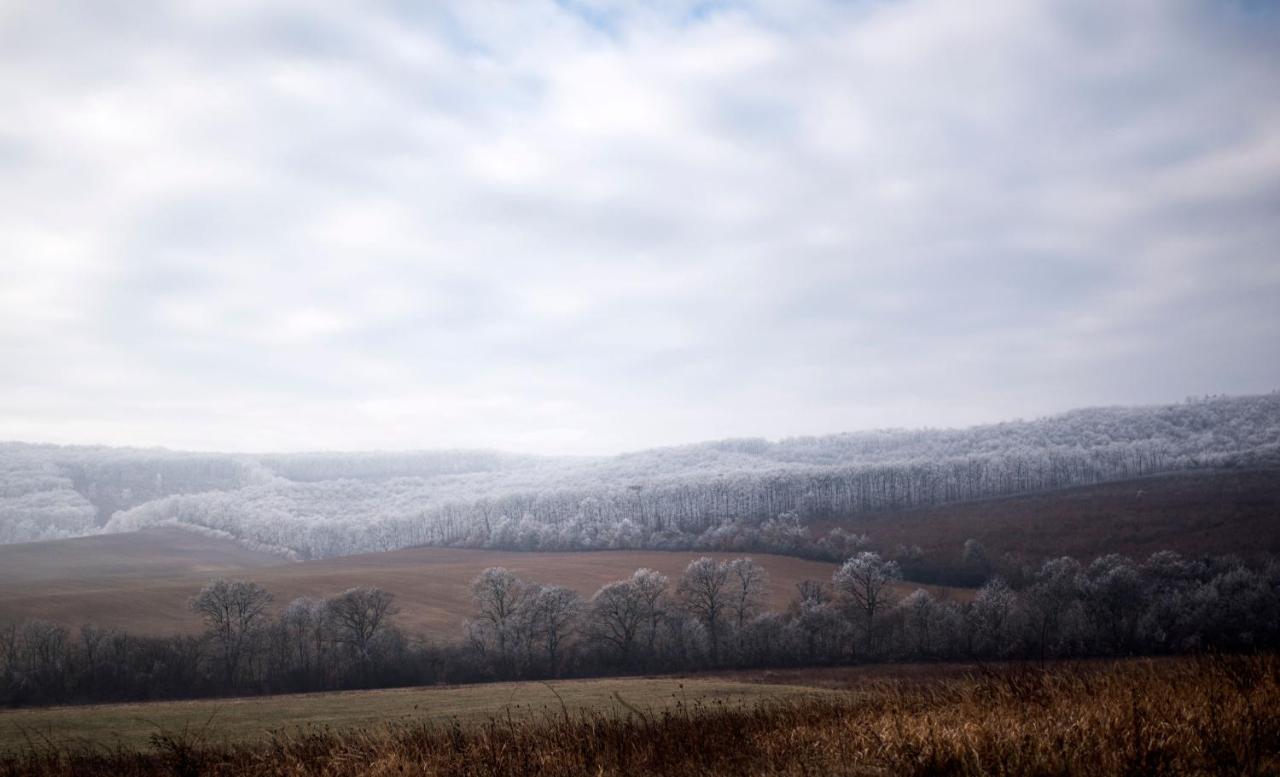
[3,654,1277,776]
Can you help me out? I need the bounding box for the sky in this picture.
[0,0,1278,455]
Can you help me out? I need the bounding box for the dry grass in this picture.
[0,676,827,752]
[2,654,1275,776]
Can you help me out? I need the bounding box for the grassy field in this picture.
[1,655,1275,776]
[0,676,831,752]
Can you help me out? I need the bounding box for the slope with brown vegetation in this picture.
[1,654,1275,776]
[0,530,963,636]
[827,466,1280,571]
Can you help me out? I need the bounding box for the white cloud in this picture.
[0,0,1277,454]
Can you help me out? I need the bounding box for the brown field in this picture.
[0,530,963,636]
[826,466,1280,563]
[0,530,287,586]
[1,654,1274,776]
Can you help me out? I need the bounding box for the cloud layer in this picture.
[1,0,1278,454]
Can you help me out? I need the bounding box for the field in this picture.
[828,466,1280,563]
[0,531,963,636]
[0,530,286,586]
[0,676,830,752]
[1,655,1275,776]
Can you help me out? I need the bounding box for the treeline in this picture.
[2,549,1277,708]
[5,393,1279,555]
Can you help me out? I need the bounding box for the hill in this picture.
[2,393,1277,559]
[0,529,950,635]
[827,466,1280,584]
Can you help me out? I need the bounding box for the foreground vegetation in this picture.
[0,676,823,752]
[1,654,1275,776]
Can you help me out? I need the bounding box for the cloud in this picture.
[0,0,1277,454]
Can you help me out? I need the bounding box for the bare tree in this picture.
[524,585,581,675]
[327,587,396,666]
[190,578,273,687]
[631,568,669,659]
[677,557,732,664]
[590,577,647,665]
[727,558,769,631]
[897,589,946,657]
[967,577,1017,657]
[832,552,901,655]
[468,568,527,669]
[280,597,329,683]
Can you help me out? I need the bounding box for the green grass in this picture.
[0,676,831,752]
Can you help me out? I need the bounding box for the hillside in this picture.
[1,394,1276,560]
[0,529,921,635]
[826,466,1280,583]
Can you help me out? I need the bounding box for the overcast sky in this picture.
[1,0,1277,455]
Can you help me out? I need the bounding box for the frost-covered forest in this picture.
[1,394,1277,558]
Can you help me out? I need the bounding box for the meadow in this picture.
[1,654,1275,776]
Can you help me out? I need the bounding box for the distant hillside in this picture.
[1,393,1277,559]
[819,466,1280,585]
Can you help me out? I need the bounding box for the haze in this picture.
[2,0,1278,455]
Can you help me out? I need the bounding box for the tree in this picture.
[832,552,901,655]
[790,595,845,663]
[1025,557,1083,658]
[190,578,273,687]
[677,558,732,664]
[327,587,396,667]
[961,538,991,583]
[897,589,946,657]
[631,568,670,659]
[590,578,647,666]
[726,558,769,632]
[524,585,581,675]
[967,578,1017,657]
[279,597,330,686]
[589,569,669,667]
[1078,555,1143,653]
[468,568,527,671]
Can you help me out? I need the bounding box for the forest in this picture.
[2,547,1276,707]
[1,394,1277,559]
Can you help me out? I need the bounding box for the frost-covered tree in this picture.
[523,585,581,675]
[589,569,669,667]
[467,568,527,671]
[832,552,901,655]
[677,558,732,664]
